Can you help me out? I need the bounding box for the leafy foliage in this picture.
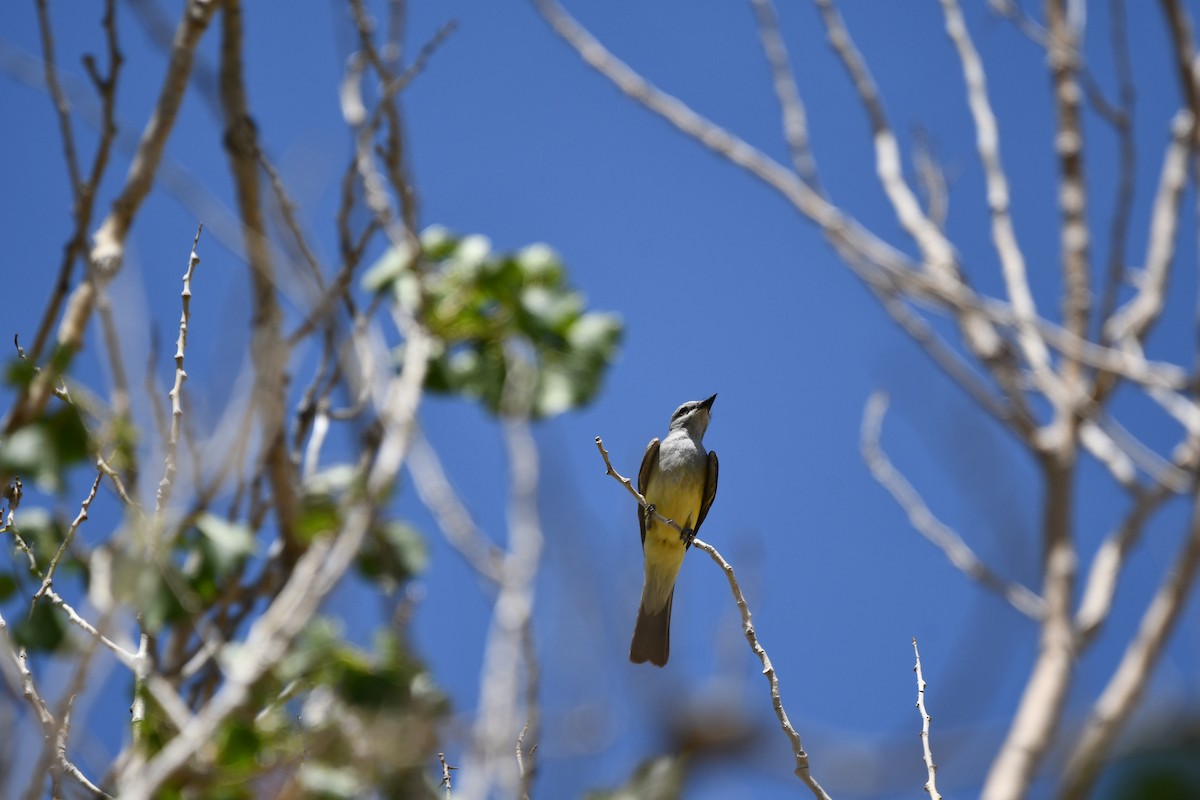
[365,226,623,417]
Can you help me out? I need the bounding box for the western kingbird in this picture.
[629,394,719,667]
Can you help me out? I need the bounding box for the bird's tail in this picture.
[629,589,673,667]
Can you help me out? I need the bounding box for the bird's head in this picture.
[667,393,717,437]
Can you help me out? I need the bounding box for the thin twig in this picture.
[912,638,942,800]
[9,0,216,437]
[438,752,455,798]
[156,224,202,515]
[34,468,103,601]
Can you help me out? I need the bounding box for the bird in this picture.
[629,394,719,667]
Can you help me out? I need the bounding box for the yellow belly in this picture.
[640,470,703,611]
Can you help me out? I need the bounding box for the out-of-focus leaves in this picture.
[298,494,341,543]
[9,508,65,571]
[112,550,185,634]
[195,514,255,575]
[216,719,261,770]
[5,358,37,388]
[1101,723,1200,799]
[13,600,66,653]
[0,570,16,600]
[365,226,623,418]
[358,520,428,585]
[304,464,359,497]
[0,404,91,492]
[586,755,685,800]
[298,763,364,799]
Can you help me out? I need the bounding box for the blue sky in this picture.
[3,1,1200,798]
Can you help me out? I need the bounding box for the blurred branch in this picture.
[860,391,1046,619]
[1046,0,1092,397]
[408,434,507,584]
[748,0,822,191]
[1103,111,1191,348]
[1059,495,1200,798]
[984,452,1078,800]
[28,0,123,364]
[1075,485,1173,645]
[5,638,112,799]
[1092,0,1136,345]
[218,0,299,558]
[8,0,217,436]
[459,395,545,799]
[593,436,830,799]
[116,315,434,799]
[939,0,1055,398]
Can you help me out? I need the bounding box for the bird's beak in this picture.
[700,393,717,410]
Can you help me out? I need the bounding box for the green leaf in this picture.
[378,226,624,419]
[516,243,564,281]
[5,359,36,388]
[276,617,342,685]
[0,571,16,601]
[196,514,255,575]
[298,763,364,799]
[519,285,581,333]
[362,244,414,293]
[13,601,66,653]
[298,494,341,543]
[303,464,359,497]
[0,426,57,490]
[420,224,457,260]
[112,553,185,634]
[0,405,91,492]
[45,405,90,465]
[358,521,428,584]
[217,720,261,770]
[10,508,60,566]
[586,755,685,800]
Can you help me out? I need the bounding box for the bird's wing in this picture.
[637,437,660,548]
[692,450,719,543]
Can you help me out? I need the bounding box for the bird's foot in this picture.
[679,527,696,547]
[645,503,656,519]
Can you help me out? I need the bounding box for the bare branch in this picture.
[912,638,942,800]
[1104,111,1192,346]
[1059,496,1200,798]
[1075,486,1173,644]
[156,224,203,515]
[7,0,217,437]
[938,0,1054,391]
[1093,0,1137,345]
[529,0,914,277]
[748,0,822,190]
[33,467,102,600]
[117,321,434,799]
[458,399,545,800]
[408,434,507,584]
[1046,0,1093,396]
[814,0,962,283]
[982,454,1078,800]
[89,0,216,272]
[860,392,1045,618]
[217,0,298,556]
